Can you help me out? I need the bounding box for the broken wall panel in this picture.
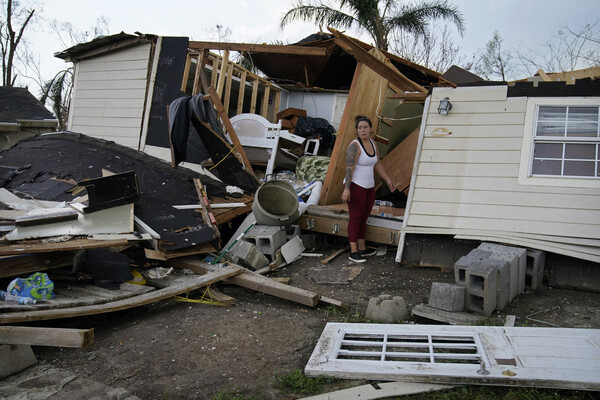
[306,322,600,391]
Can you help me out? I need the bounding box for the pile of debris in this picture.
[0,132,344,329]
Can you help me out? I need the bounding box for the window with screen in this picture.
[532,106,600,178]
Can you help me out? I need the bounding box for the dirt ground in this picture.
[31,237,600,400]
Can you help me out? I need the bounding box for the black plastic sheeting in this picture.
[0,132,233,251]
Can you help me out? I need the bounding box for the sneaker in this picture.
[360,248,377,257]
[348,252,366,263]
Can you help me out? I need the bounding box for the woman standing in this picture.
[342,115,396,263]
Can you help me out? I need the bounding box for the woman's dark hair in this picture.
[355,115,372,129]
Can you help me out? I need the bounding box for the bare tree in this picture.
[391,22,462,72]
[474,30,515,81]
[1,0,35,86]
[515,20,600,75]
[39,17,110,130]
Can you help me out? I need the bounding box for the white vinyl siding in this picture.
[404,86,600,262]
[68,44,152,149]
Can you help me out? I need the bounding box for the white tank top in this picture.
[350,138,377,189]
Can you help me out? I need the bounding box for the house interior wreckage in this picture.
[1,28,599,396]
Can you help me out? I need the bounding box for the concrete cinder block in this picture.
[0,344,37,379]
[526,249,546,289]
[229,240,269,270]
[454,249,493,285]
[428,282,465,312]
[365,294,408,323]
[465,260,498,315]
[280,235,305,264]
[478,242,526,300]
[243,225,286,261]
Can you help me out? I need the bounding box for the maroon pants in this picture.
[347,182,375,242]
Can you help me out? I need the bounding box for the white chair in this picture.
[228,114,304,177]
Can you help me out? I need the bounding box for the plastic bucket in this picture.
[252,180,299,227]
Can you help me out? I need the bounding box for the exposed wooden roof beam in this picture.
[328,27,427,93]
[188,41,327,56]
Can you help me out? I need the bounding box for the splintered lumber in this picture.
[168,257,320,307]
[320,248,347,264]
[0,326,94,348]
[0,252,73,278]
[0,265,241,324]
[379,126,420,194]
[0,237,129,256]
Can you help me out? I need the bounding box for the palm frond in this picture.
[281,3,357,30]
[389,0,465,37]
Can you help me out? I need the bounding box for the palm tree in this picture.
[280,0,464,52]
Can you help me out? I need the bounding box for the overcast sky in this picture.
[18,0,600,92]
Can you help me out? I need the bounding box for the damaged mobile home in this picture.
[1,26,599,394]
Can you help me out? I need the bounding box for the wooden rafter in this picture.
[188,41,327,56]
[328,27,427,93]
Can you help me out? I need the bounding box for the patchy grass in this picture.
[274,369,337,395]
[324,304,366,323]
[212,387,260,400]
[400,386,597,400]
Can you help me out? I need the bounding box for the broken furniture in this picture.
[228,113,305,177]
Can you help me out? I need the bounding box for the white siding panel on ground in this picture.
[68,42,152,150]
[403,85,600,261]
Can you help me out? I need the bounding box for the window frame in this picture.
[519,97,600,189]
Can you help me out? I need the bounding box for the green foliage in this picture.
[274,369,336,395]
[280,0,464,52]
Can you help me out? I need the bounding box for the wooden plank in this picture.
[261,84,270,119]
[0,266,242,324]
[216,50,229,99]
[380,126,419,192]
[180,53,192,92]
[320,248,347,264]
[0,326,94,348]
[0,238,129,256]
[236,70,247,115]
[192,51,208,95]
[168,258,321,307]
[329,28,426,93]
[319,62,370,205]
[188,41,327,55]
[223,62,234,116]
[206,86,256,177]
[249,79,259,114]
[0,252,72,279]
[0,283,155,313]
[298,215,400,245]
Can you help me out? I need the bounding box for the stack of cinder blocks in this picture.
[228,224,305,270]
[429,242,546,316]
